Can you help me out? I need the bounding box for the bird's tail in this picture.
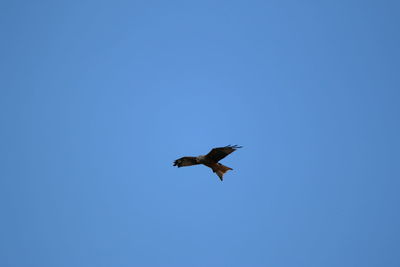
[215,164,233,181]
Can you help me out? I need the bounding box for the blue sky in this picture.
[1,1,400,266]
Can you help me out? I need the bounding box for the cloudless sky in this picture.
[1,1,400,266]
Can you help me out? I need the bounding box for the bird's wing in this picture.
[205,145,242,162]
[173,157,199,167]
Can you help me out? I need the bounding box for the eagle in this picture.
[173,145,242,181]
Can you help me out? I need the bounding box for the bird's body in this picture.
[173,145,241,181]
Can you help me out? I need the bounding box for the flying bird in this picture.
[173,145,242,181]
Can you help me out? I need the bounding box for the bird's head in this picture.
[196,155,206,163]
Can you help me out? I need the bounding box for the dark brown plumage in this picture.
[173,145,242,181]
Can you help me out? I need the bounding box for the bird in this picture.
[173,145,242,181]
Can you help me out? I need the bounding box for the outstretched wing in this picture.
[206,145,242,162]
[173,157,199,167]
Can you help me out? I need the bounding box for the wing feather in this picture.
[173,157,199,167]
[206,145,242,162]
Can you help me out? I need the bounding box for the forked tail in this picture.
[215,164,233,181]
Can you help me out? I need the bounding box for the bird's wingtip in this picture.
[227,144,242,149]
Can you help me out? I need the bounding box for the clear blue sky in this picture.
[1,1,399,266]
